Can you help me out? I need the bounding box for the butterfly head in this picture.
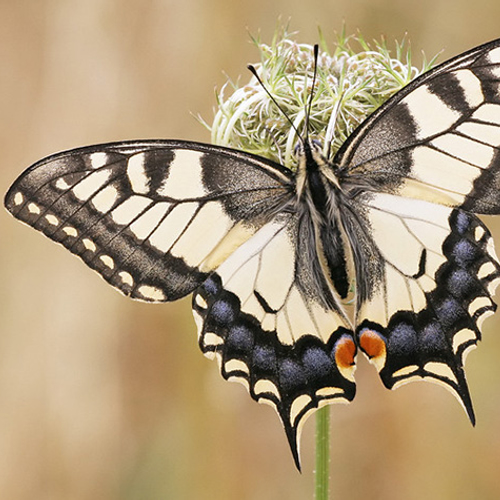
[295,138,340,201]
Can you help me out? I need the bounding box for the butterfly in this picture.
[5,38,500,470]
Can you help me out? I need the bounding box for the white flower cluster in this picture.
[211,31,437,170]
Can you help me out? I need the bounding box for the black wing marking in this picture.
[336,38,500,214]
[4,140,293,302]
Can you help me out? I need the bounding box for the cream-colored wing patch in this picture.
[216,218,350,345]
[357,193,452,326]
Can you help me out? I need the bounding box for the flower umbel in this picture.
[211,30,438,170]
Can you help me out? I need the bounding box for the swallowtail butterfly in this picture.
[6,39,500,470]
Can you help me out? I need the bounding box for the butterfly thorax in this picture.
[295,141,353,302]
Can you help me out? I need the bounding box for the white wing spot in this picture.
[55,178,71,190]
[403,85,460,139]
[423,362,458,383]
[62,226,78,237]
[478,261,497,278]
[468,296,491,316]
[290,395,312,426]
[452,328,476,354]
[89,152,109,169]
[13,192,24,205]
[225,359,250,375]
[315,387,343,397]
[127,153,149,194]
[118,271,134,287]
[254,379,281,400]
[82,238,97,252]
[158,150,206,198]
[194,294,208,309]
[202,332,224,349]
[28,202,41,214]
[487,46,500,64]
[45,214,59,226]
[453,69,484,107]
[137,285,165,301]
[99,255,115,269]
[392,365,419,378]
[474,225,486,241]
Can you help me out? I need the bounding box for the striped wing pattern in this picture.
[6,39,500,469]
[338,39,500,214]
[192,212,356,466]
[5,141,293,301]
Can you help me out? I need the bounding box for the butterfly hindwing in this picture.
[347,192,500,420]
[192,211,356,468]
[4,140,293,302]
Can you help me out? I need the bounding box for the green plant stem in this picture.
[314,405,330,500]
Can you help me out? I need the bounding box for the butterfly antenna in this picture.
[247,64,305,147]
[304,44,319,142]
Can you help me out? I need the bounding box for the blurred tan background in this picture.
[2,1,500,499]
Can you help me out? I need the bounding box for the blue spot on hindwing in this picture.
[253,345,276,372]
[387,322,417,357]
[420,322,447,354]
[210,297,238,326]
[279,359,306,392]
[452,239,478,266]
[226,324,254,354]
[447,269,476,299]
[302,347,332,379]
[435,297,465,327]
[455,211,471,235]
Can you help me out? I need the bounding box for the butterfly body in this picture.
[6,39,500,470]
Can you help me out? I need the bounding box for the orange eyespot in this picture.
[334,335,356,369]
[359,329,387,371]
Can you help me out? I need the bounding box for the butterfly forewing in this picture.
[5,141,293,302]
[5,139,357,469]
[337,38,500,215]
